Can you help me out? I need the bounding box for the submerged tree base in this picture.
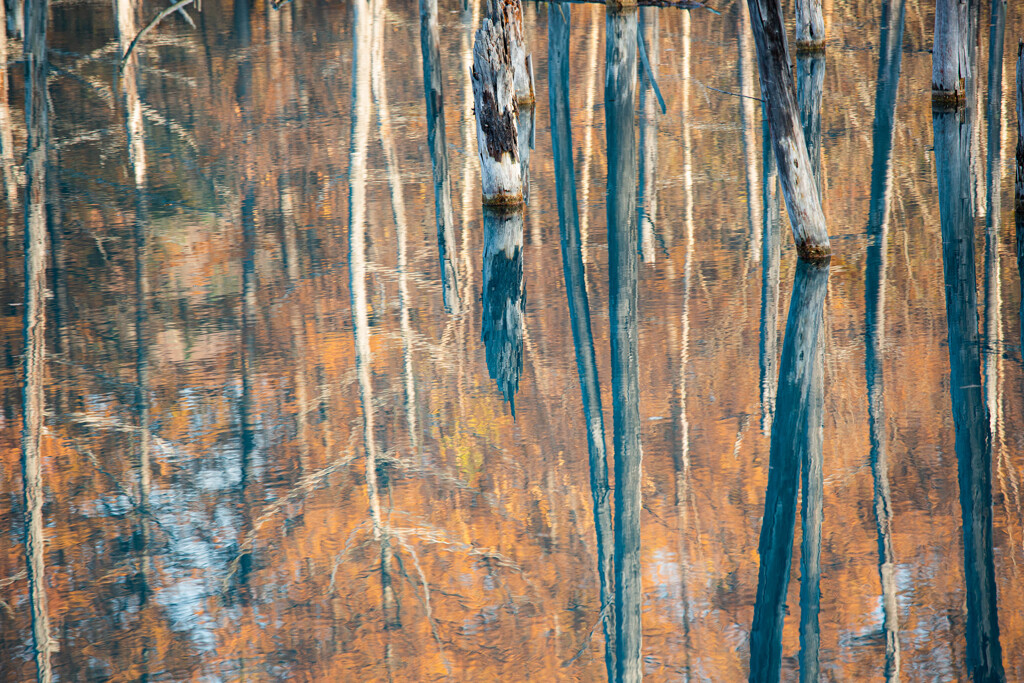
[482,194,525,208]
[932,87,966,109]
[795,40,826,54]
[797,242,832,261]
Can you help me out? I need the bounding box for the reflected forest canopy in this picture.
[3,0,1024,680]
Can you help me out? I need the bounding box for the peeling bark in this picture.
[471,18,522,205]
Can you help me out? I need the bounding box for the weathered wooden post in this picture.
[934,100,1006,683]
[744,0,830,259]
[748,257,829,683]
[420,0,461,313]
[471,17,523,205]
[548,4,614,676]
[865,2,905,679]
[481,206,525,412]
[932,0,970,107]
[794,0,824,52]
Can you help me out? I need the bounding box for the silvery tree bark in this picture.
[932,0,970,107]
[471,17,522,205]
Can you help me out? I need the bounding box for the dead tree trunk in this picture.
[749,258,829,683]
[745,0,830,259]
[932,0,970,108]
[23,1,54,680]
[794,0,824,52]
[471,18,523,205]
[481,205,525,411]
[419,0,461,313]
[1017,42,1024,357]
[606,6,642,682]
[548,5,614,674]
[935,105,1005,683]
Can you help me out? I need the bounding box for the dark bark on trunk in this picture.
[749,258,829,683]
[606,7,642,682]
[548,5,615,676]
[419,0,461,313]
[934,107,1005,683]
[865,2,906,679]
[745,0,830,258]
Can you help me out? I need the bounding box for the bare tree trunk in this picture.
[351,0,400,635]
[548,5,614,674]
[865,2,905,679]
[932,0,970,107]
[749,258,829,683]
[606,7,642,681]
[934,105,1005,683]
[481,205,524,411]
[637,7,658,263]
[738,2,761,264]
[745,0,830,258]
[471,17,522,205]
[0,0,19,212]
[419,0,461,313]
[22,0,53,679]
[759,105,781,436]
[1018,42,1024,359]
[794,0,824,52]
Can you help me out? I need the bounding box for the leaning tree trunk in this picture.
[932,0,970,108]
[548,5,614,676]
[745,0,830,259]
[749,258,829,683]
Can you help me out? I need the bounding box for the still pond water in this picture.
[2,0,1024,680]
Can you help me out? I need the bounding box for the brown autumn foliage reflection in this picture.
[0,0,1023,680]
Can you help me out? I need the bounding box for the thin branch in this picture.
[693,76,764,102]
[119,0,197,71]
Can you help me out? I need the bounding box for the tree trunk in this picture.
[419,0,461,313]
[606,7,642,682]
[934,106,1005,683]
[865,2,905,679]
[745,0,830,259]
[794,0,824,52]
[22,1,53,679]
[486,0,533,104]
[481,205,525,411]
[471,17,522,205]
[759,105,780,436]
[749,258,829,683]
[932,0,970,107]
[797,336,823,683]
[796,52,824,194]
[637,7,658,263]
[1016,42,1024,361]
[548,6,615,676]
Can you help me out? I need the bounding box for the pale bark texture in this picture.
[794,0,824,51]
[486,0,533,103]
[637,7,658,263]
[932,0,970,107]
[744,0,830,259]
[758,107,780,436]
[471,18,522,204]
[548,5,614,676]
[23,1,54,680]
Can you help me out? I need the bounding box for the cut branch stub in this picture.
[487,0,533,104]
[472,17,523,205]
